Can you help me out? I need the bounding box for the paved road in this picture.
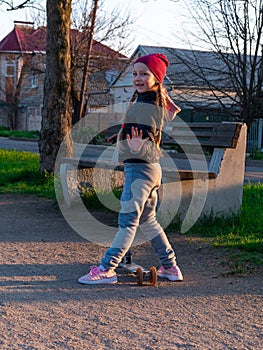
[1,136,263,183]
[244,160,263,184]
[0,136,39,153]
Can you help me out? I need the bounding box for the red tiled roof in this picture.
[0,24,126,58]
[70,28,126,58]
[92,40,126,58]
[0,25,46,52]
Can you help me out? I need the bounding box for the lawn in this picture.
[0,149,54,199]
[0,127,39,139]
[1,148,262,272]
[174,182,263,273]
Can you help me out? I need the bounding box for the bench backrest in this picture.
[101,121,243,150]
[162,122,243,149]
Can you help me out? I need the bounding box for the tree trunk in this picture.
[39,0,73,173]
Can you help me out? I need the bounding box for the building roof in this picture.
[0,22,127,58]
[0,22,46,52]
[110,44,235,90]
[109,45,245,111]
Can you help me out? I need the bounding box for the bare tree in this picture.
[0,0,44,11]
[175,0,263,129]
[74,0,99,121]
[70,0,132,123]
[0,2,46,130]
[1,0,131,173]
[15,55,45,129]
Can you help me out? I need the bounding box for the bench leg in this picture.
[60,163,77,207]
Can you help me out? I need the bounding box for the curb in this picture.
[8,137,39,142]
[245,159,263,167]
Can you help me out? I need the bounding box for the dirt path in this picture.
[0,194,262,350]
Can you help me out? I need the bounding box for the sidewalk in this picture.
[0,193,262,349]
[1,136,263,183]
[245,159,263,183]
[0,136,39,153]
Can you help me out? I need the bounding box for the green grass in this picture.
[0,127,39,139]
[171,182,263,273]
[247,146,263,160]
[1,148,262,272]
[80,186,122,211]
[82,179,263,272]
[0,149,55,198]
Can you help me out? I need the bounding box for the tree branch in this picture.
[0,0,43,11]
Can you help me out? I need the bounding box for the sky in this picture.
[0,0,190,53]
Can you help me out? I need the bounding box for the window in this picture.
[31,74,38,88]
[6,61,15,77]
[106,70,118,83]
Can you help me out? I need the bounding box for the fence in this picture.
[247,119,263,151]
[79,112,123,131]
[81,113,263,152]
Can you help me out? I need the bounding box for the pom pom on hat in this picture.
[134,53,169,83]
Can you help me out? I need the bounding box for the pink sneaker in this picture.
[157,265,183,281]
[78,266,117,285]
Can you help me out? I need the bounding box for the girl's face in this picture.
[132,62,158,93]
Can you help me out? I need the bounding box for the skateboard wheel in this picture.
[149,266,157,286]
[136,267,143,286]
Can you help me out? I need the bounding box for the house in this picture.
[0,21,127,130]
[109,45,239,121]
[109,45,262,149]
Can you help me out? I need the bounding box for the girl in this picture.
[78,53,183,284]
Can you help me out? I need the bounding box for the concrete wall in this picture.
[159,124,247,232]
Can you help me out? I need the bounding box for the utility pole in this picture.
[77,0,99,120]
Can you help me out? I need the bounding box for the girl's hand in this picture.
[126,126,149,153]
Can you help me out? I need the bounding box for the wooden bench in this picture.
[59,121,247,232]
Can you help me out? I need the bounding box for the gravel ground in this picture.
[0,193,262,350]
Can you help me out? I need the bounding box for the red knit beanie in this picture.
[134,53,169,83]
